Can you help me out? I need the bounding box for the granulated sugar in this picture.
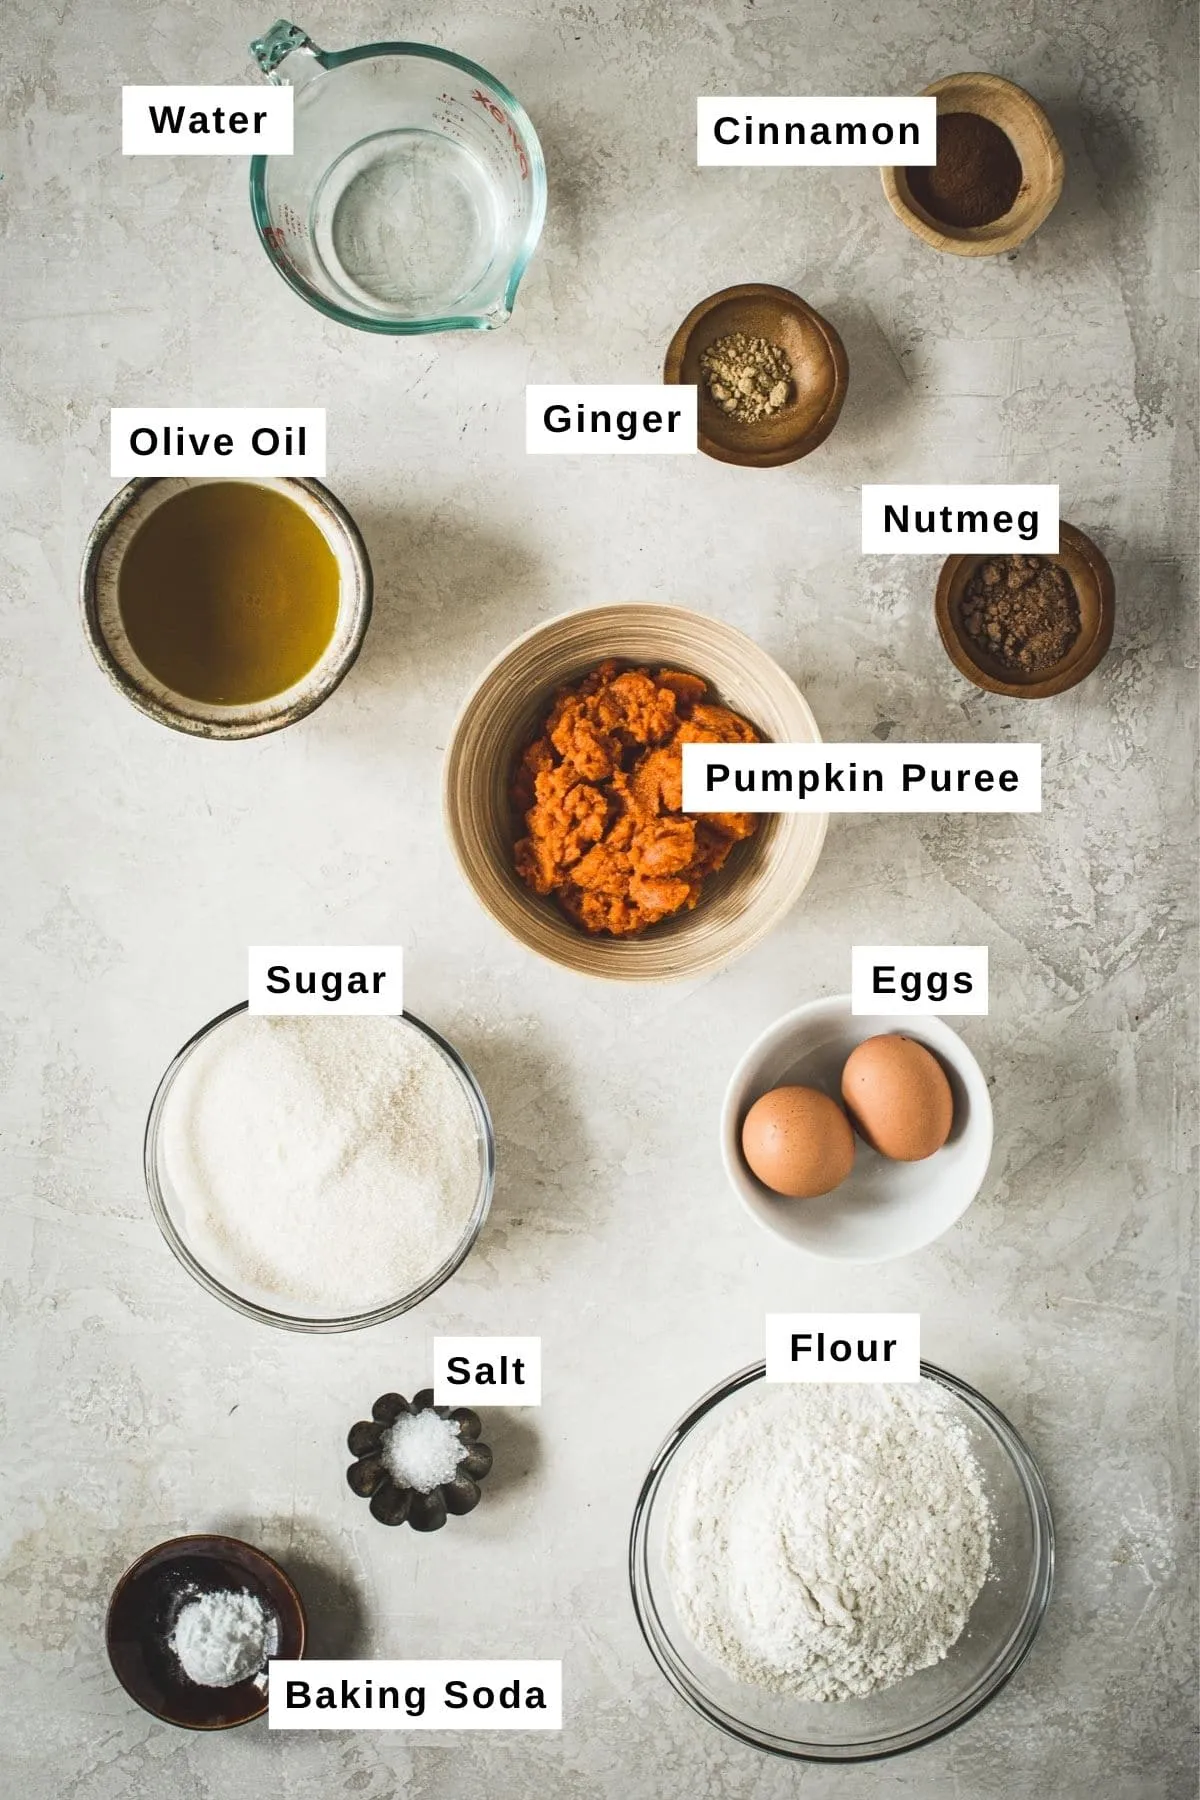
[161,1013,483,1315]
[665,1381,991,1702]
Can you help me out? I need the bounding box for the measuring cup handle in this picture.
[250,19,325,84]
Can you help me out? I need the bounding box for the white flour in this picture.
[665,1382,991,1701]
[161,1013,482,1314]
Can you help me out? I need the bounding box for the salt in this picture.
[384,1409,467,1492]
[169,1588,279,1688]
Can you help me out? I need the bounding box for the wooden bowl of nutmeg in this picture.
[936,522,1115,699]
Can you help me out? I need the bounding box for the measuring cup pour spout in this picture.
[250,19,326,86]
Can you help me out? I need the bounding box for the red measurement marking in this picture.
[470,87,529,179]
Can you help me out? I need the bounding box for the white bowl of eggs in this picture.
[720,996,993,1262]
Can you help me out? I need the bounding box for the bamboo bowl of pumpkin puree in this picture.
[81,477,372,738]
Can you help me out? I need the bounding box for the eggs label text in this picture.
[122,87,293,155]
[852,946,989,1016]
[526,385,697,454]
[270,1661,561,1729]
[681,742,1041,812]
[862,484,1059,552]
[766,1314,921,1384]
[110,408,326,476]
[248,947,404,1016]
[697,97,937,166]
[434,1336,542,1406]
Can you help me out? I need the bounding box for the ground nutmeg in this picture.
[960,555,1081,675]
[907,112,1023,229]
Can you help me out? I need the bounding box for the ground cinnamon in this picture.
[907,112,1023,229]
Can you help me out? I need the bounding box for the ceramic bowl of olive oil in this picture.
[81,477,372,738]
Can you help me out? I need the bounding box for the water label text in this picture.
[122,86,293,155]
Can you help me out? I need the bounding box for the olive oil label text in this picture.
[111,408,326,476]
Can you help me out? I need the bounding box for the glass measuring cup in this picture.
[249,20,546,333]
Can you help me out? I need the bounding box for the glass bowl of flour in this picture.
[145,1004,494,1330]
[630,1361,1053,1761]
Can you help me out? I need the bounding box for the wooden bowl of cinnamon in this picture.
[882,73,1064,257]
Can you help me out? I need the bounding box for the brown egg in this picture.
[841,1035,954,1161]
[740,1085,856,1198]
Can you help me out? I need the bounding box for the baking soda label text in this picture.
[111,409,326,476]
[122,87,293,154]
[270,1661,561,1729]
[697,97,936,166]
[851,946,989,1016]
[526,385,697,454]
[434,1337,542,1406]
[249,948,404,1016]
[766,1315,921,1383]
[862,484,1060,552]
[681,742,1041,813]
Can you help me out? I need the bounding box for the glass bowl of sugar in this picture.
[145,1004,494,1331]
[629,1360,1053,1762]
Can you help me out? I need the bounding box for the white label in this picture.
[269,1661,561,1730]
[681,742,1042,813]
[122,86,293,155]
[248,947,404,1015]
[697,96,936,165]
[862,484,1059,553]
[110,408,325,476]
[526,385,697,454]
[851,946,989,1015]
[433,1337,542,1406]
[766,1314,921,1383]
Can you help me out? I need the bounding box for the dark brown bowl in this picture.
[936,522,1115,698]
[105,1534,306,1729]
[664,284,849,467]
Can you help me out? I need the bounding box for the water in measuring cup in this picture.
[311,129,501,318]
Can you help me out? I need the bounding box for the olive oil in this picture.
[117,482,340,705]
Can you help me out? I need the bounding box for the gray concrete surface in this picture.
[1,0,1196,1795]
